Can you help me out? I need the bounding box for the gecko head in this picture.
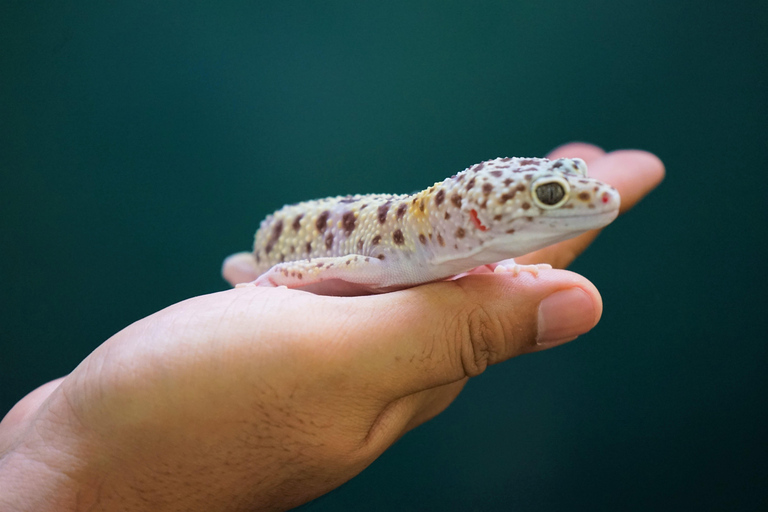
[452,157,621,254]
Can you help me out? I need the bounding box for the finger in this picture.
[363,379,468,449]
[517,149,665,268]
[402,379,467,431]
[547,141,606,163]
[222,252,259,286]
[589,150,665,215]
[345,269,602,400]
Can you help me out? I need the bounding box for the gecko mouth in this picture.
[508,209,619,236]
[554,209,619,229]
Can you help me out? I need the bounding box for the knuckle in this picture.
[454,303,504,378]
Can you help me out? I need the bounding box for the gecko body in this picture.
[240,157,620,294]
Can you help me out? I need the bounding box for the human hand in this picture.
[0,143,663,511]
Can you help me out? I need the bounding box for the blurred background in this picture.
[1,1,766,510]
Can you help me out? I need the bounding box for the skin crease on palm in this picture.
[0,143,664,511]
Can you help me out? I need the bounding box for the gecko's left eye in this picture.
[532,178,569,209]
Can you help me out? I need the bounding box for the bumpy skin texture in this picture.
[244,157,620,294]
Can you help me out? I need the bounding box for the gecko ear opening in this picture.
[532,178,569,209]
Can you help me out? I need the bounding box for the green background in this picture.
[2,1,766,510]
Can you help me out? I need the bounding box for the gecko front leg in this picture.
[237,254,389,295]
[490,258,552,277]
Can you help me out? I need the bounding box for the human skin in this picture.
[0,143,664,511]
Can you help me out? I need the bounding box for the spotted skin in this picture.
[240,157,620,294]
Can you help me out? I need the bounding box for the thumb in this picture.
[351,270,602,399]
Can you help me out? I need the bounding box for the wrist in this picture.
[0,430,91,511]
[0,386,106,512]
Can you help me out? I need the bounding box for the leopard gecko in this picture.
[235,157,620,295]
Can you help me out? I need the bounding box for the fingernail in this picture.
[537,288,597,346]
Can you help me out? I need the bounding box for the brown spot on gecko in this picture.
[456,174,465,182]
[455,227,465,239]
[524,173,533,180]
[377,254,385,260]
[378,202,390,224]
[339,196,357,203]
[551,161,563,169]
[325,233,334,249]
[435,189,445,207]
[501,157,511,162]
[451,194,462,208]
[419,200,425,212]
[517,184,526,192]
[305,242,312,253]
[578,191,591,201]
[290,245,295,253]
[493,214,502,221]
[316,263,324,268]
[499,192,515,203]
[360,203,368,209]
[279,254,285,263]
[396,203,407,219]
[444,211,451,220]
[419,234,426,244]
[437,234,445,246]
[264,219,283,254]
[365,257,370,262]
[522,202,531,210]
[490,170,503,177]
[272,219,283,238]
[466,177,476,190]
[506,228,515,234]
[357,239,364,251]
[519,159,537,165]
[372,235,381,245]
[292,214,303,231]
[504,178,513,186]
[342,211,356,236]
[593,186,600,192]
[473,163,484,172]
[316,211,330,232]
[392,229,405,245]
[297,272,302,279]
[346,260,351,265]
[482,183,493,195]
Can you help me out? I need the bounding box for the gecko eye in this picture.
[532,178,569,209]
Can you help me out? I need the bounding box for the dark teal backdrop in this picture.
[2,1,766,510]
